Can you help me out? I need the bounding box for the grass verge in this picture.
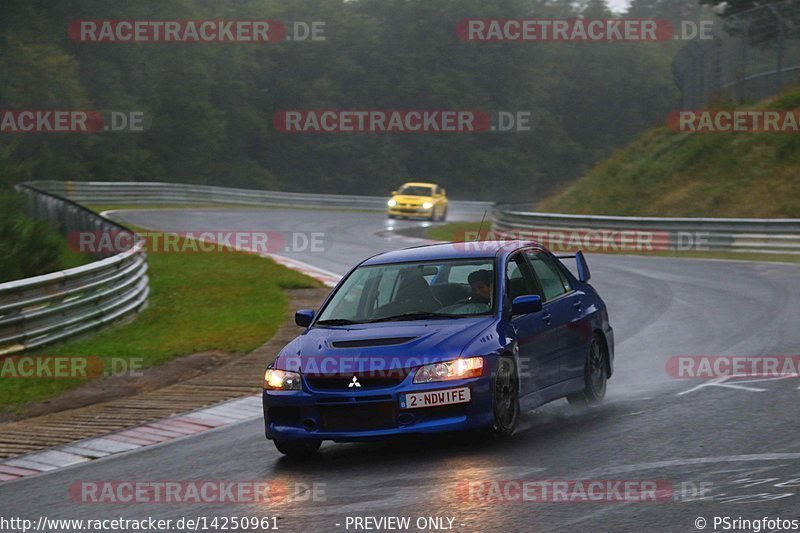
[537,87,800,217]
[0,232,320,412]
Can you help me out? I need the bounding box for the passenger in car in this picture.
[467,269,493,305]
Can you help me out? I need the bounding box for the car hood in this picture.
[273,317,496,374]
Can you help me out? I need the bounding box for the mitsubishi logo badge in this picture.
[348,375,361,388]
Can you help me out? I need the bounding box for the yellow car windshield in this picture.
[399,185,434,196]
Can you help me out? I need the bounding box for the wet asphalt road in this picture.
[1,206,799,533]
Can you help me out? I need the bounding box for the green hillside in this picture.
[538,88,800,218]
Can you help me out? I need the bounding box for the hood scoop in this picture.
[331,337,417,348]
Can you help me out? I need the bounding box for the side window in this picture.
[506,254,538,301]
[525,251,571,301]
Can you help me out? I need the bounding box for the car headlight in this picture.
[422,202,433,210]
[413,357,484,383]
[387,199,397,207]
[264,368,302,390]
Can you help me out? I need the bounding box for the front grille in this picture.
[319,402,396,431]
[305,372,407,390]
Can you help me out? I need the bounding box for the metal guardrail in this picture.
[3,181,796,356]
[26,180,493,215]
[492,204,800,255]
[0,185,149,356]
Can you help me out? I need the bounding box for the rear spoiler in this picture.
[556,250,591,283]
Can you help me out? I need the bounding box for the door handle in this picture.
[573,300,582,310]
[541,312,552,323]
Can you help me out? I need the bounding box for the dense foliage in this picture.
[0,192,88,281]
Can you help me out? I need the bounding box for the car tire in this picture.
[273,439,322,458]
[439,206,448,222]
[567,334,608,407]
[388,214,396,219]
[490,356,520,438]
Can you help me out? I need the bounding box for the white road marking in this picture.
[678,374,798,395]
[579,453,800,478]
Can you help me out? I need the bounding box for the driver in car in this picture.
[467,269,493,306]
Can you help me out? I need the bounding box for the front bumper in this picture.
[388,206,433,217]
[263,375,493,442]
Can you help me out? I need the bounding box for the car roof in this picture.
[361,240,543,265]
[401,182,437,187]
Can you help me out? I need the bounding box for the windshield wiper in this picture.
[367,312,460,323]
[316,318,363,326]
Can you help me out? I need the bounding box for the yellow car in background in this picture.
[387,182,448,221]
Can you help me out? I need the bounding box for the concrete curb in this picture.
[0,395,261,483]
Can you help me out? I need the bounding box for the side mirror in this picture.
[295,309,315,327]
[511,295,542,316]
[576,251,591,283]
[390,190,398,196]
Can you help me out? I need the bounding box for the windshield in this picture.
[316,259,495,325]
[398,185,434,196]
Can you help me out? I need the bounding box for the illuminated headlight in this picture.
[387,199,397,207]
[264,368,302,390]
[413,357,484,383]
[422,202,433,210]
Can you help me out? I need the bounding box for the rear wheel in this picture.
[273,439,322,458]
[490,356,519,438]
[439,206,448,221]
[567,334,608,407]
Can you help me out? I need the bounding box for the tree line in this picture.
[1,0,720,201]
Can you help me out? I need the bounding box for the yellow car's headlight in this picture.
[422,202,434,210]
[387,199,397,207]
[413,357,484,383]
[264,368,302,390]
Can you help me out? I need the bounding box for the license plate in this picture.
[399,387,471,409]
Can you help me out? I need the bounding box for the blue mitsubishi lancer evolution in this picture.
[263,240,614,457]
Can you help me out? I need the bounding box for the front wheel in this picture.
[490,356,519,438]
[273,439,322,458]
[567,334,608,407]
